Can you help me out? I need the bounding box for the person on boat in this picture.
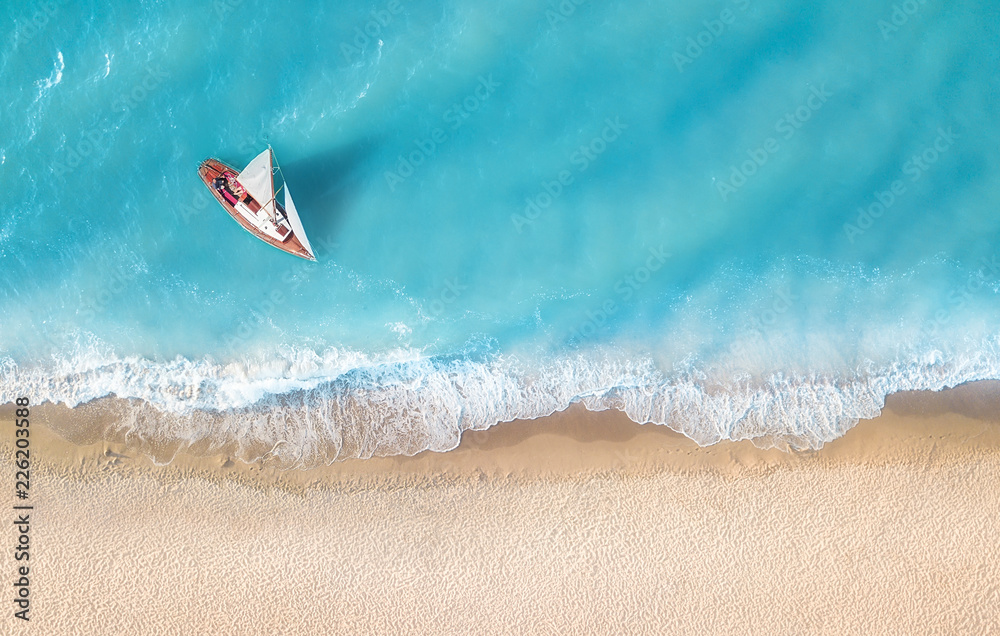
[225,172,245,198]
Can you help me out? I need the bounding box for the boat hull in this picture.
[198,158,316,261]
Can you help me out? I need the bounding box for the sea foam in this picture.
[5,334,1000,467]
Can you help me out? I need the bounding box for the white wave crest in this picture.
[35,51,64,97]
[3,336,1000,467]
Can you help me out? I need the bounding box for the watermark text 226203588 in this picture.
[11,397,33,622]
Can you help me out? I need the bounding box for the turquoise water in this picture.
[2,0,999,463]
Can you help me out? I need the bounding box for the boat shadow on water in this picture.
[281,142,374,256]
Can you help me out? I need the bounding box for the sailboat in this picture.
[198,147,316,261]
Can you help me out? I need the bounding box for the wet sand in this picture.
[1,381,999,634]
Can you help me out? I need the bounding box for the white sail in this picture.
[236,149,276,219]
[284,183,314,259]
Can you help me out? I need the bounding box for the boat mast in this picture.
[255,146,286,222]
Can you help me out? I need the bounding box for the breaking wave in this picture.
[4,334,1000,468]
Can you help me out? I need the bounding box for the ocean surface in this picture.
[2,0,998,465]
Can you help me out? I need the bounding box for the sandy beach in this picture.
[2,381,999,634]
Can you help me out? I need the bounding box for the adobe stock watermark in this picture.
[673,0,751,72]
[111,65,169,116]
[234,132,271,157]
[568,246,671,344]
[728,286,798,358]
[179,187,213,226]
[53,65,170,178]
[426,278,466,317]
[214,0,246,19]
[544,0,589,28]
[511,117,627,233]
[16,0,69,42]
[221,128,277,161]
[383,75,501,192]
[395,278,466,342]
[843,126,956,243]
[341,0,405,63]
[716,84,832,202]
[52,130,105,178]
[919,254,1000,340]
[79,262,144,324]
[224,234,338,352]
[878,0,929,40]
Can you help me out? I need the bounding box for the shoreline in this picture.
[7,379,1000,489]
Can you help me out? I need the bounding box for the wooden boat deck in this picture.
[198,158,315,261]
